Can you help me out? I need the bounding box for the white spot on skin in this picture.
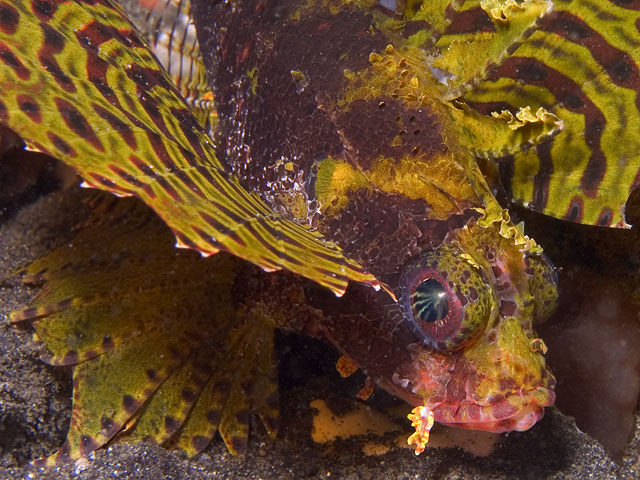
[392,373,410,389]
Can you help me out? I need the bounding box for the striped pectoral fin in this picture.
[14,195,280,462]
[125,166,378,294]
[432,0,552,96]
[171,328,279,457]
[163,303,279,457]
[462,0,640,227]
[0,0,378,295]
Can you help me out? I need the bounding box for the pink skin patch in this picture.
[377,351,555,436]
[430,390,554,433]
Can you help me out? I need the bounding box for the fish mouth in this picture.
[378,372,555,434]
[432,386,556,433]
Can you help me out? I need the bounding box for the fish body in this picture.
[190,0,557,435]
[2,0,640,463]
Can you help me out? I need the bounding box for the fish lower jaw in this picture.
[434,387,555,433]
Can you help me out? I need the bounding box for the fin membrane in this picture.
[0,0,378,295]
[432,0,553,95]
[459,0,640,227]
[11,193,279,464]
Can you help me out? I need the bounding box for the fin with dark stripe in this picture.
[461,0,640,226]
[0,0,378,295]
[11,194,278,464]
[432,0,553,96]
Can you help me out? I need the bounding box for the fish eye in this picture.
[411,278,449,323]
[398,246,498,351]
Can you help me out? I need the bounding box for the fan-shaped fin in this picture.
[0,0,378,294]
[463,0,640,226]
[12,194,279,463]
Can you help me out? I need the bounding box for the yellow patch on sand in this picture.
[310,399,400,443]
[310,399,499,457]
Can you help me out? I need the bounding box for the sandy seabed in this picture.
[0,188,639,480]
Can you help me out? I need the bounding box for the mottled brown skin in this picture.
[191,0,556,438]
[192,0,483,279]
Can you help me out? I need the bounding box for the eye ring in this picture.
[398,245,497,351]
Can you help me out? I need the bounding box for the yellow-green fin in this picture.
[12,194,278,463]
[462,0,640,227]
[0,0,378,295]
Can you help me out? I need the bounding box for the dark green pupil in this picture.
[411,279,448,323]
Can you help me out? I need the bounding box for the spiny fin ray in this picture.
[0,0,378,294]
[15,194,279,463]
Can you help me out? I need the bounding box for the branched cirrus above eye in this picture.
[399,246,498,351]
